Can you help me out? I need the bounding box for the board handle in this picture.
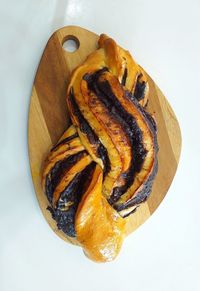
[62,35,80,53]
[51,26,99,59]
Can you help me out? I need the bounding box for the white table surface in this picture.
[1,1,200,291]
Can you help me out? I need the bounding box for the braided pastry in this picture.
[42,34,158,262]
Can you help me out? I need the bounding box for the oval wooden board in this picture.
[28,26,182,245]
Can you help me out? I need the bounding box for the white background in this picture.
[1,1,200,291]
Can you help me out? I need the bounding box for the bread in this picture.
[42,34,158,262]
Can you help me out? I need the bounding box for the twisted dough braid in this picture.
[42,34,158,262]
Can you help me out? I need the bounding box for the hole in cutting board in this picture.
[62,36,80,53]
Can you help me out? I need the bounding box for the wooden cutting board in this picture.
[28,26,182,244]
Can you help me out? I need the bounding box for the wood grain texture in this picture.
[28,26,181,243]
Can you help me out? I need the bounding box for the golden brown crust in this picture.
[42,34,158,262]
